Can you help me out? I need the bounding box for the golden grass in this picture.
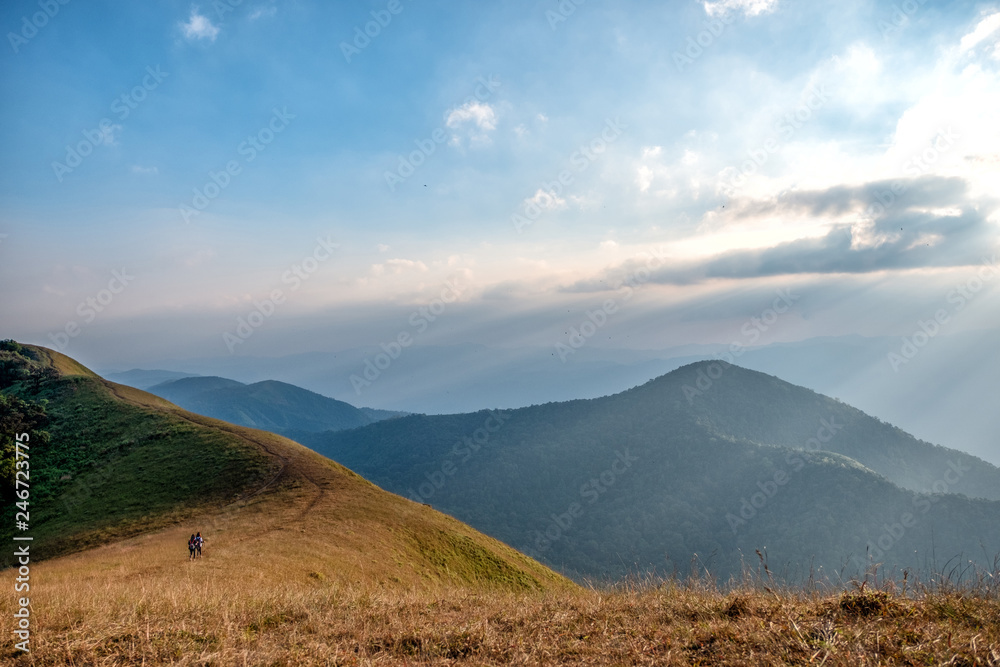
[4,541,999,666]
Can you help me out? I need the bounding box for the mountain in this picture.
[114,332,1000,467]
[296,361,1000,582]
[103,368,201,390]
[144,376,406,437]
[0,341,568,591]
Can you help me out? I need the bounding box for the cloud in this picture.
[180,8,220,41]
[636,165,654,193]
[525,188,566,211]
[377,244,390,253]
[567,176,997,289]
[371,258,429,276]
[703,0,778,18]
[445,101,498,147]
[97,124,122,146]
[249,5,277,20]
[960,12,1000,53]
[130,165,158,175]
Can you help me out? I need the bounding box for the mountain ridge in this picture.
[145,375,407,436]
[296,360,1000,582]
[0,342,569,591]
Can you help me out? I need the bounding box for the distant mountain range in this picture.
[140,376,406,437]
[293,361,1000,583]
[99,331,1000,466]
[104,368,200,389]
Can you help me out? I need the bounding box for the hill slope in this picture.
[0,342,567,591]
[145,375,405,436]
[298,361,1000,582]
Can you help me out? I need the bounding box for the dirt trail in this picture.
[100,379,326,522]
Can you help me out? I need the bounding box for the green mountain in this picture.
[103,368,200,390]
[0,341,568,590]
[146,376,405,436]
[296,361,1000,583]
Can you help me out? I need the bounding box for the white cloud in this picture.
[130,165,158,175]
[371,258,429,276]
[446,101,497,131]
[959,12,1000,53]
[525,188,566,211]
[377,244,390,252]
[180,8,220,41]
[98,124,122,145]
[703,0,778,18]
[249,5,277,20]
[636,165,655,193]
[445,101,498,147]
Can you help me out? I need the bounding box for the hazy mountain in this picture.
[145,376,406,436]
[112,332,999,466]
[104,368,200,390]
[0,342,567,591]
[296,362,1000,583]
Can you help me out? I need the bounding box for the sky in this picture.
[1,1,999,419]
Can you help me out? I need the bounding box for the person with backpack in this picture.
[188,534,197,560]
[195,532,204,557]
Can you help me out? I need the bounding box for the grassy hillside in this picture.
[0,342,568,591]
[300,361,1000,583]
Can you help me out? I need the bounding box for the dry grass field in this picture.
[4,527,999,666]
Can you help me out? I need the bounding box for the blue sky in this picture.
[1,0,998,371]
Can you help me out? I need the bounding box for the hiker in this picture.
[188,534,196,560]
[195,532,204,557]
